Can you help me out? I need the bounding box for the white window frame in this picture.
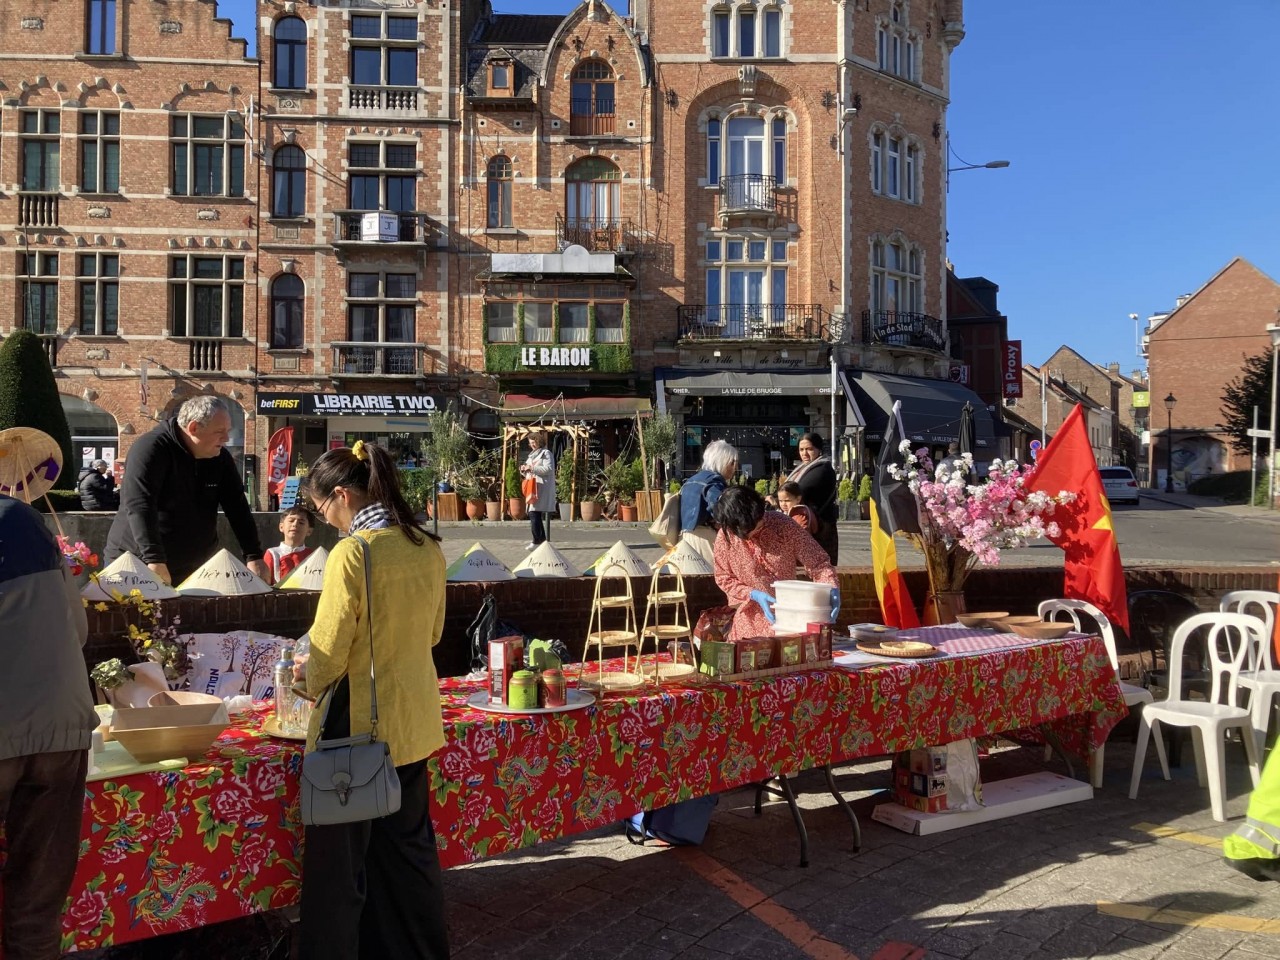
[170,114,245,198]
[870,238,923,316]
[707,110,789,188]
[870,127,921,204]
[703,232,790,331]
[875,5,919,83]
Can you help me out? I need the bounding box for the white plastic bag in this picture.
[945,739,984,812]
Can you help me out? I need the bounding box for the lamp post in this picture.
[1163,393,1177,493]
[1268,322,1280,509]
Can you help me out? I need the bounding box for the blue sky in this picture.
[220,0,1277,372]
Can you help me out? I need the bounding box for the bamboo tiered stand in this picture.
[579,562,645,693]
[640,566,698,683]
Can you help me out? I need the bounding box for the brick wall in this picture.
[85,564,1279,680]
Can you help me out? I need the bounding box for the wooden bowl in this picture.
[995,615,1042,629]
[1007,621,1073,640]
[110,702,229,764]
[955,611,1009,629]
[147,691,223,708]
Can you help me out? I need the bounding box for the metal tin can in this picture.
[508,669,539,710]
[540,669,567,708]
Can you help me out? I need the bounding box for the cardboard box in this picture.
[733,637,774,672]
[699,640,736,677]
[751,636,775,670]
[897,791,948,814]
[911,773,948,798]
[816,624,833,660]
[776,635,803,667]
[908,746,948,776]
[802,634,821,664]
[488,636,524,705]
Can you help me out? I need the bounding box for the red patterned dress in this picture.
[713,511,838,640]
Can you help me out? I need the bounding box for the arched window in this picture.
[273,17,307,90]
[570,60,615,136]
[270,274,304,349]
[565,157,621,236]
[271,144,306,218]
[486,155,512,228]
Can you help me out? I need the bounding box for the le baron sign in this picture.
[1002,340,1024,399]
[519,346,595,367]
[257,392,441,417]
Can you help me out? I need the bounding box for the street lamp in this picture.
[1268,321,1280,509]
[947,160,1011,172]
[1163,393,1177,493]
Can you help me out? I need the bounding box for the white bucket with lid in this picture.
[773,580,833,608]
[773,604,834,635]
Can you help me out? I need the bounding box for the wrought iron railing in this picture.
[331,342,427,376]
[333,211,432,244]
[718,174,777,215]
[554,215,637,252]
[677,304,827,341]
[860,310,946,351]
[187,338,224,372]
[347,85,419,113]
[568,100,615,136]
[18,191,60,228]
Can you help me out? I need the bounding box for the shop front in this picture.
[656,369,837,480]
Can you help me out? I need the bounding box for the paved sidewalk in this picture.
[85,735,1280,959]
[1140,489,1280,524]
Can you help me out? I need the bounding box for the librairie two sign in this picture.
[257,392,441,417]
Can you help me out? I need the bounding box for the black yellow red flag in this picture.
[869,402,921,628]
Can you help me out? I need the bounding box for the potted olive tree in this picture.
[505,456,526,520]
[837,476,857,521]
[857,472,873,520]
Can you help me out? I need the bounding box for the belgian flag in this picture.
[869,402,921,627]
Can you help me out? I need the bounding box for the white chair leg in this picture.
[1251,690,1277,758]
[1241,721,1262,789]
[1201,728,1227,823]
[1090,742,1105,789]
[1151,719,1170,781]
[1190,729,1208,788]
[1130,716,1153,799]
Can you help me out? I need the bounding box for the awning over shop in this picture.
[840,370,997,449]
[657,369,836,397]
[498,394,651,421]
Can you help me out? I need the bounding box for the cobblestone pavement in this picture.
[85,732,1280,959]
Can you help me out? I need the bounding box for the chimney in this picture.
[1107,362,1120,375]
[1175,293,1192,308]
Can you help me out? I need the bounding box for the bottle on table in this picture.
[273,645,297,733]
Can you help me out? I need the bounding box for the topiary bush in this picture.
[0,330,77,490]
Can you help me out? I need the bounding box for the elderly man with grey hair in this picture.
[104,395,266,585]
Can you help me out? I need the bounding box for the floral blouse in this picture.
[713,511,838,640]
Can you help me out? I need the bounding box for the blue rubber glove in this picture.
[749,590,777,624]
[830,586,842,621]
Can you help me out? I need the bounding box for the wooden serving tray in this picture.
[856,640,939,659]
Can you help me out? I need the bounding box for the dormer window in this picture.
[489,59,513,96]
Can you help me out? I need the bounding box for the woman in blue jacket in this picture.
[677,439,738,567]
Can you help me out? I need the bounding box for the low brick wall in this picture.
[84,565,1278,681]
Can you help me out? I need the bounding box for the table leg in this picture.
[753,774,810,868]
[822,763,861,852]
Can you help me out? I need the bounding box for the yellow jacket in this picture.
[305,528,446,767]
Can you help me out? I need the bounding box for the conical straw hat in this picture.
[513,541,581,578]
[276,546,329,591]
[658,538,714,576]
[584,540,649,577]
[446,542,516,582]
[81,551,180,600]
[0,426,63,501]
[176,548,272,596]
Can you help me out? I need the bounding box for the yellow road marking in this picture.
[1133,821,1224,848]
[1098,902,1280,934]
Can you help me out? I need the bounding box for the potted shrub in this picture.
[555,449,578,522]
[638,413,677,520]
[837,476,857,521]
[857,473,873,520]
[603,457,642,522]
[505,456,526,520]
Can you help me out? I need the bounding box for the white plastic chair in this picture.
[1039,598,1156,788]
[1128,612,1263,822]
[1219,590,1280,754]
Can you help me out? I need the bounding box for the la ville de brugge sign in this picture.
[257,392,441,417]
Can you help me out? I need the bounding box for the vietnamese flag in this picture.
[1025,403,1129,633]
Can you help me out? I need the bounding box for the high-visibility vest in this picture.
[1225,743,1280,862]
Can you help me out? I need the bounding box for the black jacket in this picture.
[78,466,118,510]
[104,419,263,584]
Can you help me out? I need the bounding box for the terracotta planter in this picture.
[580,501,602,521]
[508,497,527,520]
[465,499,485,520]
[618,504,638,522]
[485,501,502,522]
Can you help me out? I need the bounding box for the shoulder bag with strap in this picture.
[647,491,683,549]
[300,534,402,826]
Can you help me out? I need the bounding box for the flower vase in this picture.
[927,589,968,626]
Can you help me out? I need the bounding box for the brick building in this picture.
[946,271,1008,408]
[5,0,996,503]
[1142,257,1280,489]
[0,0,257,479]
[1016,364,1112,466]
[1041,345,1147,471]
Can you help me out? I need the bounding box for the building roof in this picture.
[476,14,564,45]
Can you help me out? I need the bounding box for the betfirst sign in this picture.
[520,346,594,367]
[257,392,440,417]
[1003,340,1023,399]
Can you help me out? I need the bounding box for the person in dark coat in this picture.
[77,458,118,510]
[104,395,266,586]
[779,433,839,564]
[0,494,97,960]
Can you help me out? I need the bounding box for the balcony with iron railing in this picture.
[677,304,827,341]
[861,310,946,352]
[568,101,616,136]
[332,211,432,247]
[718,174,777,220]
[346,85,420,114]
[332,342,429,376]
[18,192,60,228]
[554,215,637,253]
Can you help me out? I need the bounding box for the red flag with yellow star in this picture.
[1025,403,1130,633]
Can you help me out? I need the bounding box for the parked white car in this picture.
[1100,466,1141,505]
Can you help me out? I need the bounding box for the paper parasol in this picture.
[0,427,63,501]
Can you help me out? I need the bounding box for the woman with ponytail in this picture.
[293,440,450,959]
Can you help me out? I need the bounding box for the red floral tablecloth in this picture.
[4,634,1125,954]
